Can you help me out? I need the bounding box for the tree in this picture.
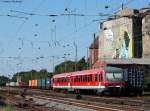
[11,69,53,86]
[0,76,9,86]
[54,57,87,74]
[77,57,87,71]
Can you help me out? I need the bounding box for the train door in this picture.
[98,72,103,87]
[68,74,73,91]
[96,71,105,94]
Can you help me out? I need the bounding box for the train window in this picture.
[83,75,85,82]
[84,75,86,82]
[76,76,78,82]
[79,76,81,82]
[82,75,85,82]
[89,75,92,82]
[95,75,98,81]
[77,76,79,82]
[87,75,89,82]
[80,75,83,82]
[90,75,92,81]
[67,78,69,82]
[76,77,78,82]
[105,73,114,81]
[113,73,122,79]
[99,74,102,81]
[87,75,92,82]
[56,79,57,83]
[79,76,80,82]
[86,75,88,82]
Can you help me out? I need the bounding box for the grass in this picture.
[0,105,14,111]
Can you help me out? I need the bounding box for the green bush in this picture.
[0,105,14,111]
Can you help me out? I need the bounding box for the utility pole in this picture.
[51,56,55,73]
[74,42,78,71]
[87,47,89,70]
[63,53,70,73]
[122,3,124,10]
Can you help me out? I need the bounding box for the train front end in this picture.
[103,67,125,95]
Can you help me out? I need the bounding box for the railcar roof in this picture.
[53,67,123,78]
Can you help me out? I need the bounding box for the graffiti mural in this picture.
[99,17,133,59]
[115,26,132,59]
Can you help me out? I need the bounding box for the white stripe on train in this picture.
[53,86,105,89]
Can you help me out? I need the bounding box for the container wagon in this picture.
[38,79,42,89]
[124,66,144,96]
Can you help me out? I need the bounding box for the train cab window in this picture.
[105,72,123,82]
[113,73,122,80]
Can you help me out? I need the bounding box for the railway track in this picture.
[0,90,62,111]
[1,87,150,111]
[24,88,150,109]
[33,95,142,111]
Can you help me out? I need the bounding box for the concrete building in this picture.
[99,8,142,60]
[140,8,150,58]
[89,8,149,68]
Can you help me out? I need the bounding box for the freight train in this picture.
[12,66,144,96]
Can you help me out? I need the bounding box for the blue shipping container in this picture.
[46,78,50,89]
[38,79,42,88]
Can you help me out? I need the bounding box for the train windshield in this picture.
[105,72,123,82]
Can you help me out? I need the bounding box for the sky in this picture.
[0,0,149,77]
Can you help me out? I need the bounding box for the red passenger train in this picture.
[53,67,125,95]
